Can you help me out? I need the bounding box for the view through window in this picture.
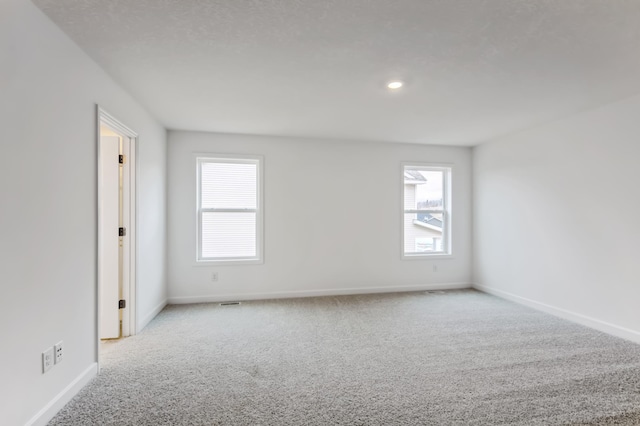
[403,165,451,257]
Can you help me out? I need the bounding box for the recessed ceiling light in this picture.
[387,81,404,90]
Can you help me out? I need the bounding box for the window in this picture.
[402,164,451,258]
[197,156,263,263]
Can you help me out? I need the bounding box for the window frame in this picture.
[195,154,264,264]
[401,162,453,260]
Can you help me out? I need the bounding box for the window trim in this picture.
[195,154,264,264]
[401,162,453,260]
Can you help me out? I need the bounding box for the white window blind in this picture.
[197,157,262,262]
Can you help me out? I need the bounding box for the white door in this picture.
[99,135,121,339]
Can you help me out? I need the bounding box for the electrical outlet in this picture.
[42,347,53,373]
[54,341,64,364]
[433,264,438,272]
[212,272,219,282]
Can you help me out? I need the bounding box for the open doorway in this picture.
[97,107,137,355]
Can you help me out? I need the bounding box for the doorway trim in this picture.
[96,106,138,358]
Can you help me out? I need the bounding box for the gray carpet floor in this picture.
[49,290,640,425]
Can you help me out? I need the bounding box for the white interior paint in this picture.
[0,0,167,424]
[32,0,640,145]
[168,131,472,303]
[121,133,133,337]
[4,0,640,423]
[99,134,121,339]
[98,114,138,339]
[473,92,640,341]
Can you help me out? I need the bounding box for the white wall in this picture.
[0,1,167,424]
[473,93,640,342]
[168,131,472,302]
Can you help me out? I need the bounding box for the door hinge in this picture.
[119,299,126,309]
[119,227,126,237]
[119,154,126,164]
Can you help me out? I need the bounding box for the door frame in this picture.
[96,106,138,355]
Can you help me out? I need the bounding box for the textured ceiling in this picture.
[33,0,640,145]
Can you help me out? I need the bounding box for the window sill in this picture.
[194,259,263,267]
[402,253,454,261]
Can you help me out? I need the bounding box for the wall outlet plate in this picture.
[42,347,53,373]
[212,272,219,282]
[54,341,64,364]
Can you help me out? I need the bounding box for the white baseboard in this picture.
[168,282,472,304]
[138,299,167,331]
[26,363,97,426]
[473,283,640,345]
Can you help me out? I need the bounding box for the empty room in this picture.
[2,0,640,425]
